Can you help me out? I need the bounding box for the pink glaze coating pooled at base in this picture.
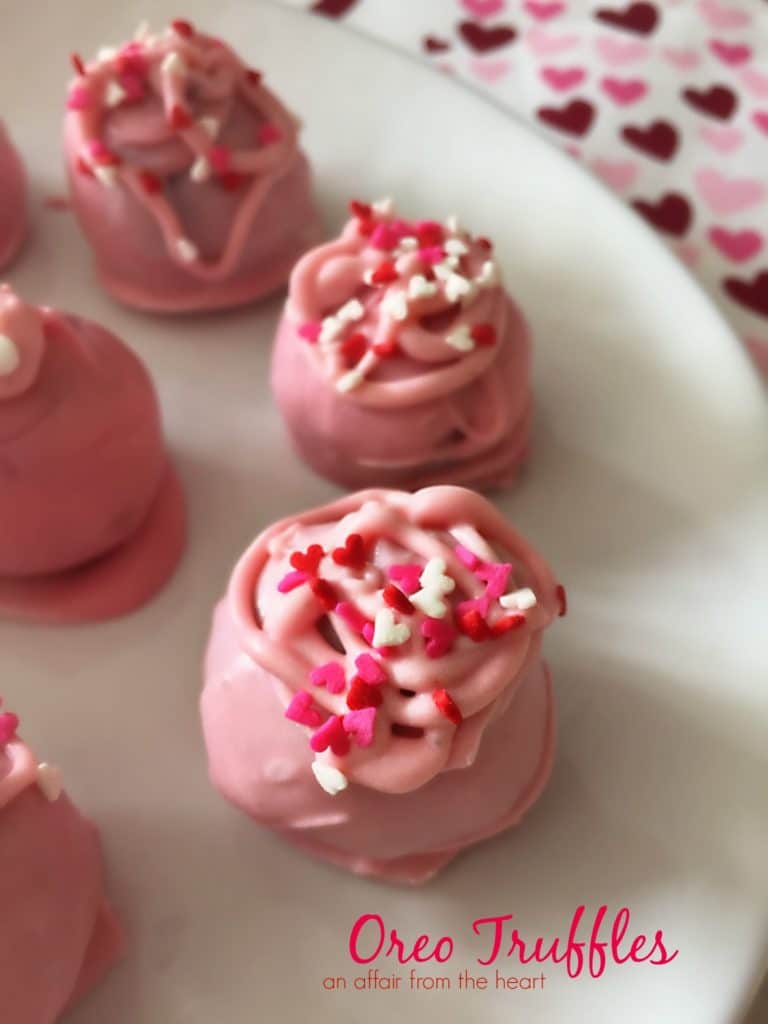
[0,122,27,270]
[271,201,531,490]
[201,486,563,883]
[0,703,122,1023]
[63,21,320,312]
[0,286,185,623]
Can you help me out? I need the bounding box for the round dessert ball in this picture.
[271,199,531,491]
[63,20,320,312]
[0,122,27,270]
[0,700,122,1021]
[201,486,565,884]
[0,286,185,623]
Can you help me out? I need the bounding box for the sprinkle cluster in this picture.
[276,532,558,795]
[298,198,502,394]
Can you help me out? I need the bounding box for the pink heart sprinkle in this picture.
[457,594,492,618]
[476,562,512,598]
[335,601,371,636]
[298,321,321,343]
[0,712,19,744]
[342,707,377,748]
[277,570,308,593]
[421,617,457,659]
[257,121,282,145]
[419,246,445,264]
[370,224,400,251]
[355,653,387,685]
[285,691,322,729]
[67,86,90,110]
[387,563,423,594]
[310,661,346,694]
[455,543,480,569]
[310,715,350,756]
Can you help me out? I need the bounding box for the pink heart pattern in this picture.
[309,0,768,372]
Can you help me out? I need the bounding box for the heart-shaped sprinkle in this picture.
[343,707,377,748]
[341,332,368,367]
[36,763,63,802]
[491,613,526,636]
[500,587,537,610]
[556,584,568,616]
[371,223,401,250]
[176,237,198,263]
[411,559,457,619]
[335,601,372,636]
[456,609,490,642]
[408,275,439,300]
[257,122,283,146]
[298,321,321,343]
[337,298,365,322]
[387,563,423,594]
[476,562,512,598]
[290,544,325,575]
[419,246,445,265]
[383,584,415,615]
[310,715,350,756]
[245,68,263,86]
[312,760,348,795]
[433,688,463,726]
[171,18,195,38]
[421,617,457,658]
[349,199,372,220]
[372,608,411,647]
[354,653,387,685]
[0,711,19,744]
[373,337,400,358]
[471,322,497,346]
[446,325,475,352]
[168,103,191,130]
[368,259,398,285]
[310,662,346,694]
[285,691,323,728]
[309,578,338,610]
[415,221,445,247]
[332,533,367,570]
[476,260,499,286]
[346,677,384,709]
[382,291,409,321]
[139,169,162,194]
[455,543,480,569]
[445,273,475,304]
[457,594,492,618]
[277,570,308,593]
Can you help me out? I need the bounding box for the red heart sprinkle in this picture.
[310,715,350,756]
[476,236,493,252]
[290,544,325,575]
[346,677,384,710]
[383,584,414,615]
[70,52,86,76]
[171,18,195,38]
[309,578,338,610]
[491,613,526,637]
[332,533,367,570]
[471,323,497,346]
[0,712,19,744]
[168,103,191,130]
[433,688,463,726]
[370,260,399,285]
[349,199,372,220]
[209,145,231,174]
[220,171,246,192]
[341,332,368,367]
[245,68,263,86]
[139,170,162,194]
[257,122,283,146]
[556,584,567,617]
[372,337,400,358]
[456,609,490,642]
[76,156,94,177]
[415,220,445,247]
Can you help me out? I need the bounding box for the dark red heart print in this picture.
[723,272,768,318]
[631,193,693,237]
[311,0,358,16]
[682,85,738,121]
[537,99,596,136]
[595,2,659,35]
[621,120,679,160]
[458,21,517,53]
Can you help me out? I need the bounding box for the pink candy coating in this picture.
[0,122,27,270]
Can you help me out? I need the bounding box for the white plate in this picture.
[3,2,767,1022]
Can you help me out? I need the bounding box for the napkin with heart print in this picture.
[286,0,768,377]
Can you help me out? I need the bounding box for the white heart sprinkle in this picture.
[476,260,500,287]
[94,165,118,188]
[336,368,365,393]
[372,197,394,216]
[410,558,456,618]
[445,273,475,304]
[445,325,475,352]
[198,116,220,140]
[319,315,345,345]
[432,262,453,282]
[176,237,198,263]
[312,760,348,795]
[134,21,151,41]
[337,298,364,322]
[190,155,211,183]
[372,607,411,647]
[500,588,537,611]
[97,46,117,63]
[382,291,409,322]
[397,236,418,252]
[445,214,462,234]
[36,763,62,802]
[161,51,186,76]
[408,275,438,300]
[105,79,127,108]
[0,334,21,376]
[445,238,469,257]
